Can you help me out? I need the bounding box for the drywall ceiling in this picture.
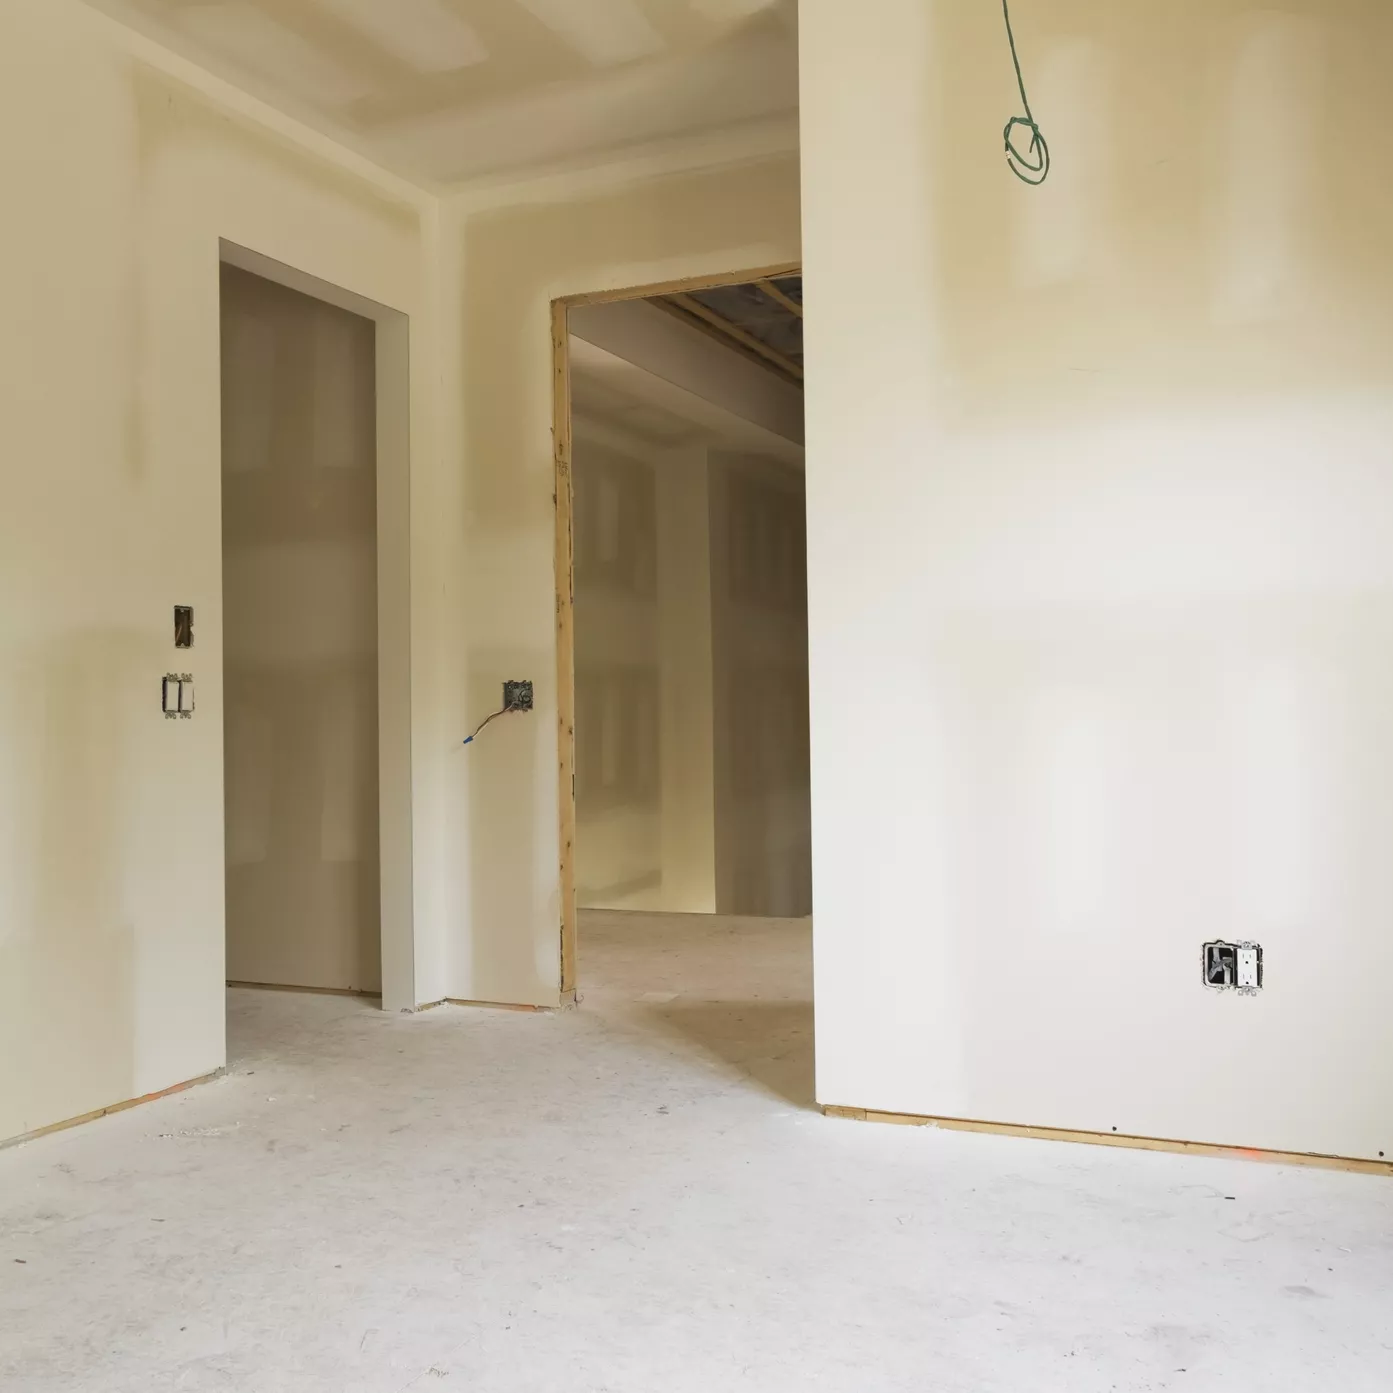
[571,337,803,467]
[81,0,799,186]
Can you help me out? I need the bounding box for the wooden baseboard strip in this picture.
[227,980,382,1000]
[2,1069,224,1153]
[823,1106,1393,1178]
[445,997,556,1013]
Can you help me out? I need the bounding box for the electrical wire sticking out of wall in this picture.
[462,681,535,746]
[462,703,516,747]
[1001,0,1049,185]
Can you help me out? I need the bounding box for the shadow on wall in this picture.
[711,453,811,917]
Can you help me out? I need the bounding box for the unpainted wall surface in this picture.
[0,0,795,1139]
[801,0,1393,1159]
[573,435,719,914]
[440,156,800,1002]
[572,437,663,909]
[221,265,381,993]
[710,453,811,917]
[0,0,433,1142]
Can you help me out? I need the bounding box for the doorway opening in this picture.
[217,243,415,1033]
[553,268,813,1104]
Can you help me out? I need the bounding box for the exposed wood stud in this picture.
[646,297,799,386]
[552,298,578,999]
[756,276,803,318]
[662,292,804,381]
[561,261,801,309]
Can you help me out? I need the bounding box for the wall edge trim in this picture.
[2,1070,225,1153]
[822,1106,1393,1177]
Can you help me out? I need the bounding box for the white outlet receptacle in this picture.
[1236,946,1260,989]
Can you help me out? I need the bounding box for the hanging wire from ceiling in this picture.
[1001,0,1050,185]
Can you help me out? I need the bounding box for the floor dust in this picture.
[0,910,1389,1391]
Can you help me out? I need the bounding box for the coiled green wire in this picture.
[1002,0,1050,185]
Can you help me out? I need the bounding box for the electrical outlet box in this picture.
[1203,940,1262,994]
[503,679,534,712]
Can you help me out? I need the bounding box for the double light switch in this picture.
[163,674,195,719]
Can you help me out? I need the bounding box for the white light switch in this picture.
[163,676,181,716]
[179,677,195,716]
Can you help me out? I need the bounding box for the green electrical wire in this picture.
[1001,0,1050,185]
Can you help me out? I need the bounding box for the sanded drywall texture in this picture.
[440,157,800,1003]
[221,265,381,993]
[801,0,1393,1159]
[655,446,719,914]
[572,436,664,910]
[709,452,811,917]
[0,0,435,1142]
[573,437,717,913]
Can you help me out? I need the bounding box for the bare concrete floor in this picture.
[2,909,1391,1392]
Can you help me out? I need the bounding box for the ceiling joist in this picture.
[756,277,803,318]
[658,291,804,385]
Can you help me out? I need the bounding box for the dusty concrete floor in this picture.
[2,909,1391,1392]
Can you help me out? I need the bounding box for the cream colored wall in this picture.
[439,157,800,1003]
[709,452,811,917]
[0,0,435,1141]
[573,436,811,919]
[220,265,381,993]
[573,436,717,914]
[572,435,664,910]
[801,0,1393,1159]
[655,446,718,915]
[0,0,797,1139]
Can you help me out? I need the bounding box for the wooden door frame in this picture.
[551,260,801,995]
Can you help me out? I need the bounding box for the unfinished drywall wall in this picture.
[0,0,435,1142]
[221,265,381,993]
[709,452,811,917]
[572,435,663,909]
[439,156,800,1003]
[801,0,1393,1160]
[655,446,719,915]
[572,436,811,919]
[572,434,718,914]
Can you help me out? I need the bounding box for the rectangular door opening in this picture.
[219,263,382,999]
